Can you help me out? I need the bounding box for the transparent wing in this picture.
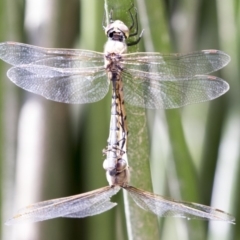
[122,50,230,77]
[125,186,235,223]
[7,65,109,103]
[5,186,120,225]
[123,71,229,109]
[1,42,230,107]
[0,41,104,67]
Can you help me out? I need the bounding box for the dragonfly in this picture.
[0,9,230,109]
[3,8,234,225]
[5,59,235,223]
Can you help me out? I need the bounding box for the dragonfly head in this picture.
[105,20,130,41]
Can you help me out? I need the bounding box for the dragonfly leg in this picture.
[126,5,144,46]
[127,29,144,46]
[128,5,138,37]
[103,145,125,157]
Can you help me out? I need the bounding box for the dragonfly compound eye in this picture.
[105,20,129,39]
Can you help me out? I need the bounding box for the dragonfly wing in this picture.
[5,186,121,225]
[123,71,229,109]
[122,50,230,77]
[0,41,104,67]
[7,65,109,104]
[125,186,235,223]
[65,201,117,218]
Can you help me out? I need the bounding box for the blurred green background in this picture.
[0,0,239,239]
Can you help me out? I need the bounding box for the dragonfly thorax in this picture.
[104,37,127,55]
